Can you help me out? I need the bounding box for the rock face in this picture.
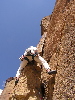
[41,0,75,99]
[42,0,75,99]
[0,0,75,100]
[0,62,42,100]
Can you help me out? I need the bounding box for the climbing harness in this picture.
[24,57,30,62]
[24,50,38,63]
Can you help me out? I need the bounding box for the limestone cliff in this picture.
[0,0,75,100]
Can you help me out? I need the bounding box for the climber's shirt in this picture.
[24,46,37,56]
[23,46,38,62]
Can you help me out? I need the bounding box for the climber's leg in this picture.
[16,60,28,79]
[34,56,50,69]
[16,56,33,80]
[34,56,57,75]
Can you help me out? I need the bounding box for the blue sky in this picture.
[0,0,56,89]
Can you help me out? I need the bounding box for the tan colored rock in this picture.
[0,80,15,100]
[0,63,42,100]
[37,32,47,56]
[41,16,50,36]
[42,0,75,99]
[0,0,75,100]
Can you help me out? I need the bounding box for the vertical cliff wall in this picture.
[0,0,75,100]
[40,0,75,99]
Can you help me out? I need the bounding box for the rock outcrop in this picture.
[0,0,75,100]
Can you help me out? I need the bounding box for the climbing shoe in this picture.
[15,78,19,85]
[48,70,57,75]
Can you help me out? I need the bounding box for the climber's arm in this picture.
[19,55,25,61]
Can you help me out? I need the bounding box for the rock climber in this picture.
[16,46,57,81]
[0,89,3,95]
